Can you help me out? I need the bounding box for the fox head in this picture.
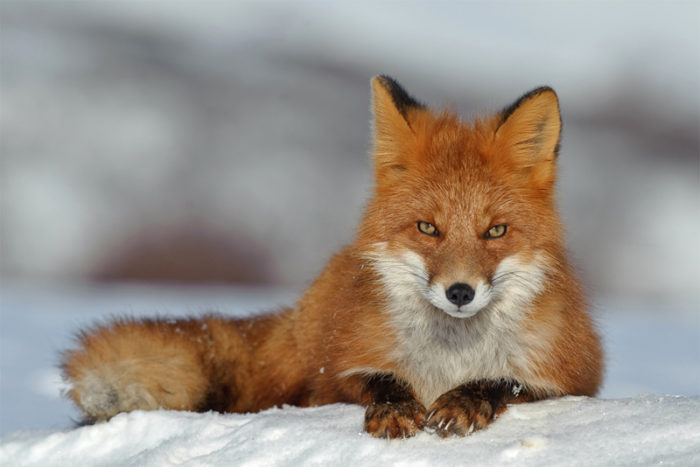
[361,76,564,319]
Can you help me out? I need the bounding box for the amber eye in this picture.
[417,221,439,237]
[485,224,507,239]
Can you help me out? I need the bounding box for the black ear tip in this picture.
[529,85,557,96]
[374,75,406,92]
[372,75,426,117]
[375,74,397,86]
[499,86,559,124]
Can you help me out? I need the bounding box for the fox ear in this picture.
[371,76,425,174]
[494,87,561,186]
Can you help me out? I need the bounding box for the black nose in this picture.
[445,283,475,307]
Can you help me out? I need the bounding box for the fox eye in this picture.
[417,221,439,237]
[485,224,507,239]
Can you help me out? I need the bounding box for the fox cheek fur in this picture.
[61,76,603,439]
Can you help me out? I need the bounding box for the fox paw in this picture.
[424,381,512,437]
[364,400,426,439]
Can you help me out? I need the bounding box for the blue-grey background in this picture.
[1,0,698,435]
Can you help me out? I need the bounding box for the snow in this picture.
[1,397,698,466]
[1,284,699,465]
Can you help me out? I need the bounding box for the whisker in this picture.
[367,258,430,284]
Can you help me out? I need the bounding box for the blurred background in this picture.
[1,0,698,434]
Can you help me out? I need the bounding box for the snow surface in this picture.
[1,284,699,465]
[1,397,699,466]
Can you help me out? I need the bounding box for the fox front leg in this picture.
[424,379,524,437]
[363,374,426,439]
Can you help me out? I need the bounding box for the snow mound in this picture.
[2,396,698,466]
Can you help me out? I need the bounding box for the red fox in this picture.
[62,76,603,439]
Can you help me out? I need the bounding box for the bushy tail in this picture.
[61,315,248,423]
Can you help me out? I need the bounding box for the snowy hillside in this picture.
[2,0,698,302]
[2,397,699,466]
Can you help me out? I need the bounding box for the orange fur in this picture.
[62,77,603,438]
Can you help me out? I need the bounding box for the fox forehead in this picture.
[412,112,500,170]
[398,170,517,232]
[394,118,518,215]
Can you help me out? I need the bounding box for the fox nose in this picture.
[445,283,475,307]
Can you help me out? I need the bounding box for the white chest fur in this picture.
[368,245,552,406]
[388,298,532,406]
